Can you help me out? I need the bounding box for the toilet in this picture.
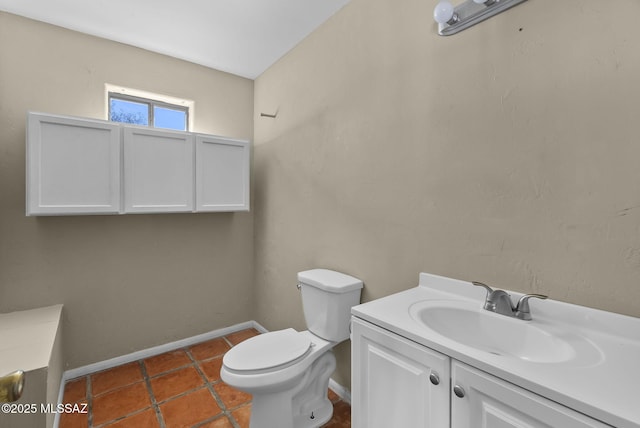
[220,269,363,428]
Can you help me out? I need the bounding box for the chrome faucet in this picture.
[472,282,547,321]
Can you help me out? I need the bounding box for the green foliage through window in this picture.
[109,93,188,131]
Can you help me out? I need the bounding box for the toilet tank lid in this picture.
[298,269,363,293]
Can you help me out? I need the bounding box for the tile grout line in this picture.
[222,336,235,348]
[219,336,245,428]
[187,345,242,428]
[146,360,194,380]
[87,369,154,428]
[139,360,167,428]
[86,375,94,428]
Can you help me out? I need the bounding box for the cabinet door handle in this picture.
[453,385,466,398]
[429,372,440,385]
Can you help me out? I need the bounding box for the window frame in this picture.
[108,92,190,131]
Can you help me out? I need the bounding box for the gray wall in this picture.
[253,0,640,386]
[3,0,640,392]
[0,12,255,369]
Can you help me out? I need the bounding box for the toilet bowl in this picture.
[220,269,363,428]
[221,329,336,427]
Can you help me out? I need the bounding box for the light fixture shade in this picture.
[434,0,528,36]
[433,1,455,24]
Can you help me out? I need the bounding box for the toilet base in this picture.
[249,351,337,428]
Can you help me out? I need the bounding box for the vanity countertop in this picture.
[0,304,63,376]
[351,273,640,428]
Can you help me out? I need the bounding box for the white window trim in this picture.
[105,84,195,131]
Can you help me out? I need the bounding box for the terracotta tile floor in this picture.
[59,328,351,428]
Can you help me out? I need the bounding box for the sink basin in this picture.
[409,300,600,364]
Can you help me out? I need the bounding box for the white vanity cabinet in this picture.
[351,317,450,428]
[26,112,250,215]
[451,362,611,428]
[27,113,121,215]
[123,127,194,213]
[351,317,612,428]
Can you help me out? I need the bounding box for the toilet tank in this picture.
[298,269,363,342]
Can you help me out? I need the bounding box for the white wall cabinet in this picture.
[26,112,250,215]
[124,127,194,213]
[195,135,250,212]
[351,317,611,428]
[27,113,121,215]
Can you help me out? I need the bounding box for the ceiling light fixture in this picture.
[433,0,527,36]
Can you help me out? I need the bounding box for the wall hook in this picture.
[260,112,277,118]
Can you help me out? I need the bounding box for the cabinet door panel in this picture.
[352,318,450,428]
[451,362,611,428]
[124,127,194,213]
[195,135,250,211]
[27,113,121,215]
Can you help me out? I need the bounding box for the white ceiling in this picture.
[0,0,350,79]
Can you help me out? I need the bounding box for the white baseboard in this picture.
[329,378,351,404]
[63,320,266,380]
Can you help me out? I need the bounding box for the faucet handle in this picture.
[472,281,494,297]
[515,294,548,320]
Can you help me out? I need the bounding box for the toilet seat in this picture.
[223,328,311,372]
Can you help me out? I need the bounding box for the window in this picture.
[109,92,189,131]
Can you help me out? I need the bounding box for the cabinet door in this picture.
[27,112,121,215]
[123,127,194,213]
[451,362,612,428]
[195,135,250,212]
[351,317,450,428]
